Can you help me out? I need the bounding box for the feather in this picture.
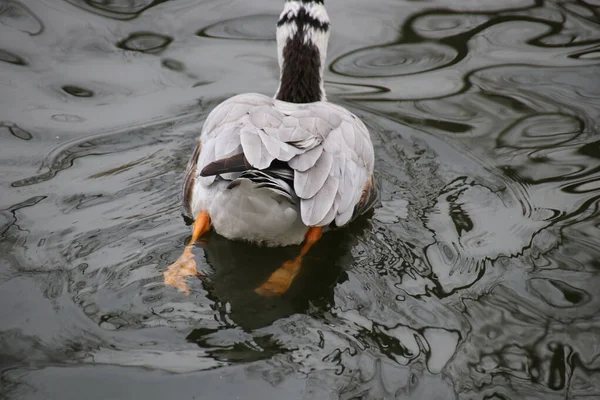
[294,150,333,198]
[181,141,201,217]
[249,108,268,127]
[299,116,317,132]
[193,93,376,231]
[335,204,354,227]
[240,128,273,169]
[336,157,355,214]
[258,129,283,159]
[301,174,339,226]
[202,102,228,135]
[313,105,341,127]
[288,127,322,149]
[223,103,252,124]
[233,170,296,203]
[197,138,216,185]
[220,172,241,180]
[340,120,356,149]
[282,116,299,128]
[200,152,251,177]
[266,113,281,128]
[316,198,339,226]
[288,145,323,171]
[265,126,291,141]
[323,126,343,153]
[263,106,284,126]
[316,118,332,137]
[213,122,242,158]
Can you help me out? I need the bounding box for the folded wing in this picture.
[196,93,375,227]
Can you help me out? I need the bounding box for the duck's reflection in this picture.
[185,219,370,332]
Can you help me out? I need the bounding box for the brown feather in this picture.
[181,141,202,219]
[351,174,379,222]
[200,152,252,177]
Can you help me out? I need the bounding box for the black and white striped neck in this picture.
[275,0,330,104]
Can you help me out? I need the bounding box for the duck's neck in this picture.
[275,0,330,104]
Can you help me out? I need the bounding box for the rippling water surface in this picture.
[2,0,600,398]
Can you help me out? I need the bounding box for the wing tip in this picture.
[199,153,252,177]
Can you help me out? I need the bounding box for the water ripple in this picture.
[0,122,32,141]
[331,42,459,78]
[412,13,489,39]
[197,14,277,41]
[161,57,185,71]
[64,0,171,20]
[0,48,27,65]
[62,85,95,98]
[116,32,173,54]
[0,0,44,35]
[10,109,212,188]
[529,277,591,308]
[497,113,583,149]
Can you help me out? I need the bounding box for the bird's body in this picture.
[165,0,377,295]
[182,93,376,246]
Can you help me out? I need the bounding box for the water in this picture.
[1,0,600,398]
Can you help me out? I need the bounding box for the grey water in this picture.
[1,0,600,399]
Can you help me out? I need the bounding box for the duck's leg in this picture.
[164,210,211,294]
[255,227,323,297]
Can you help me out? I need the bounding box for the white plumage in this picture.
[185,93,375,246]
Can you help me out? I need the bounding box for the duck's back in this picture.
[189,93,375,229]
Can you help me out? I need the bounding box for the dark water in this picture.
[1,0,600,398]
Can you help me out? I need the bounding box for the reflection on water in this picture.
[1,0,600,398]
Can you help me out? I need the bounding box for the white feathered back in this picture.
[196,93,374,227]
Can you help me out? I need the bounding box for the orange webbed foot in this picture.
[254,257,301,297]
[164,210,211,295]
[164,247,200,295]
[254,226,323,297]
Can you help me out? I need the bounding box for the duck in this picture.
[164,0,377,296]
